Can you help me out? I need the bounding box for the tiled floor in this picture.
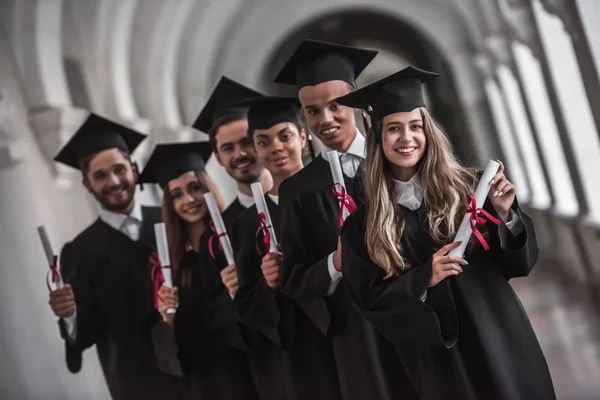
[512,260,600,400]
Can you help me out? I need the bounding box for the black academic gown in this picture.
[222,198,248,231]
[174,227,259,400]
[58,206,187,400]
[341,199,557,400]
[278,156,416,400]
[231,196,343,400]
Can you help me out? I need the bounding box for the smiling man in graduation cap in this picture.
[48,113,187,400]
[274,40,418,400]
[193,76,272,231]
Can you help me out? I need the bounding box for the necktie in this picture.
[121,217,140,241]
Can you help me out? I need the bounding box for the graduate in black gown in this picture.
[274,39,416,400]
[230,96,343,400]
[48,114,187,400]
[336,66,556,400]
[192,76,272,231]
[139,142,259,400]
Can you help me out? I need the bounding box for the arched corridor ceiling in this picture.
[2,0,568,174]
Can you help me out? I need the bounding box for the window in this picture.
[483,78,530,203]
[533,0,600,220]
[575,0,600,78]
[496,65,551,210]
[512,42,579,216]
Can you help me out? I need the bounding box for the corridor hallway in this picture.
[514,256,600,400]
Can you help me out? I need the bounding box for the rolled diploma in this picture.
[448,160,500,257]
[204,192,235,265]
[326,150,351,221]
[154,223,176,314]
[251,182,279,253]
[37,225,64,289]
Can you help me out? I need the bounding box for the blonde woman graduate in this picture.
[337,66,556,400]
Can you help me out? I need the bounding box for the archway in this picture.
[259,10,484,162]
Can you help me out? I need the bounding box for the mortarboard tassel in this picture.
[362,110,372,133]
[307,134,317,160]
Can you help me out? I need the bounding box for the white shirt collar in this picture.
[98,201,143,231]
[267,193,279,205]
[237,190,255,208]
[393,175,423,210]
[320,128,366,160]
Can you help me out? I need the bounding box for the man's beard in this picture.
[230,156,262,184]
[93,182,136,212]
[236,171,262,185]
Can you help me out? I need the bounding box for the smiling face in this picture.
[253,122,306,178]
[213,118,263,184]
[82,148,138,212]
[167,171,208,225]
[298,80,357,152]
[380,108,427,181]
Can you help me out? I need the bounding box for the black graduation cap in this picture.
[138,142,212,188]
[228,96,301,134]
[335,66,439,123]
[274,39,378,89]
[192,76,262,133]
[54,113,147,170]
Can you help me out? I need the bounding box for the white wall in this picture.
[0,25,109,400]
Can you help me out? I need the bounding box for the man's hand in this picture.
[333,238,342,272]
[49,284,76,318]
[261,253,282,290]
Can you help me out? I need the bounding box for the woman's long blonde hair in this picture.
[161,171,225,288]
[364,107,477,278]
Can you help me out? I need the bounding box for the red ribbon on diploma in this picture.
[255,212,272,256]
[46,255,60,291]
[332,183,357,226]
[149,251,165,309]
[208,221,226,260]
[467,195,500,250]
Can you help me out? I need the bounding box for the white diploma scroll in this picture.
[251,182,279,253]
[449,160,500,257]
[326,150,354,223]
[154,223,176,315]
[203,192,235,265]
[37,225,64,290]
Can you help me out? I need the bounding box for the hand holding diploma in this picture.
[326,150,357,226]
[487,160,516,222]
[449,160,501,258]
[220,265,239,298]
[430,242,467,287]
[251,182,279,255]
[261,253,282,290]
[152,223,176,315]
[37,225,64,291]
[156,286,178,325]
[204,192,235,265]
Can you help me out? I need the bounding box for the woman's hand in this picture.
[220,265,239,297]
[261,252,282,290]
[157,286,178,326]
[488,160,516,223]
[429,242,466,287]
